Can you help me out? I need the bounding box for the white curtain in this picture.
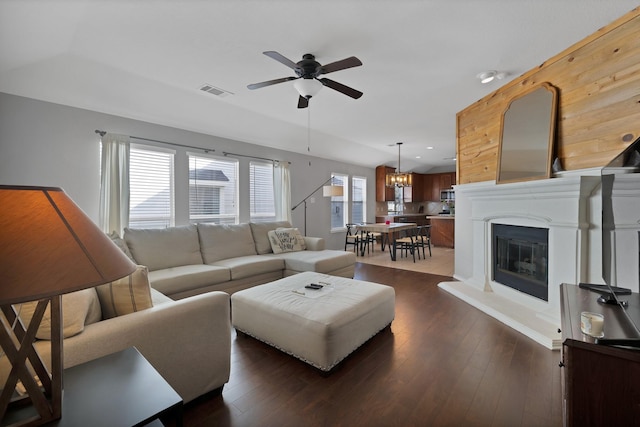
[274,161,291,223]
[99,133,130,235]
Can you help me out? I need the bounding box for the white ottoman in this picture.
[231,271,395,372]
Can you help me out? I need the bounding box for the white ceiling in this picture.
[1,1,637,173]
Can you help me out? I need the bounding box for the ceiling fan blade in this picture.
[297,96,309,109]
[319,78,363,99]
[263,51,300,71]
[247,76,298,90]
[319,56,362,75]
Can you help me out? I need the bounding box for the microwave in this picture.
[440,189,455,202]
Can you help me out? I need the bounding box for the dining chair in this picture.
[395,227,420,262]
[415,225,432,258]
[345,223,366,254]
[361,222,383,252]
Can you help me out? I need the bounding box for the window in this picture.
[188,154,238,224]
[129,144,175,228]
[352,176,367,224]
[330,174,348,230]
[250,161,276,222]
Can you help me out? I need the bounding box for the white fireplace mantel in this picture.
[440,172,640,350]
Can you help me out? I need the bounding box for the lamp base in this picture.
[0,296,62,426]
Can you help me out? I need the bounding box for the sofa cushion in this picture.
[96,265,154,319]
[107,231,136,262]
[148,264,231,296]
[150,288,173,305]
[15,288,101,340]
[198,223,257,263]
[124,225,203,271]
[249,221,292,254]
[211,255,285,280]
[269,250,357,274]
[267,228,306,254]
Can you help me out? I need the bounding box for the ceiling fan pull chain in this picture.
[307,103,312,166]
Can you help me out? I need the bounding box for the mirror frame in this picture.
[496,82,558,184]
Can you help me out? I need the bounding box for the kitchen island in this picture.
[427,215,455,248]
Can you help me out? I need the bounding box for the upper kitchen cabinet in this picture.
[402,173,424,202]
[423,172,456,201]
[440,173,453,191]
[410,173,424,202]
[375,165,396,201]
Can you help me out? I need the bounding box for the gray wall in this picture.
[0,92,375,250]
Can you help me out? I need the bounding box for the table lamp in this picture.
[0,185,136,425]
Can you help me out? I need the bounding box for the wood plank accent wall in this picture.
[456,7,640,184]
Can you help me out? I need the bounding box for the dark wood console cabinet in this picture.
[560,284,640,427]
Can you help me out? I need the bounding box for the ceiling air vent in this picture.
[199,84,233,97]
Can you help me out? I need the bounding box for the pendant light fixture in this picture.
[386,142,412,187]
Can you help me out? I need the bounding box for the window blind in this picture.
[352,176,367,224]
[129,144,175,228]
[189,154,238,224]
[250,161,276,222]
[331,174,348,230]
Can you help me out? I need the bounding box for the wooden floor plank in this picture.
[164,263,562,427]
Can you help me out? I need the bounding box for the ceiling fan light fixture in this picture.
[294,78,322,99]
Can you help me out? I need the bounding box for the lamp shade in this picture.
[322,185,344,197]
[0,186,136,305]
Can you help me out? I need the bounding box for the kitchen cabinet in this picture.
[403,173,423,202]
[423,172,456,202]
[375,165,396,202]
[428,216,454,247]
[422,174,434,202]
[440,173,453,192]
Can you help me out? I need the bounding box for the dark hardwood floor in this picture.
[168,263,563,427]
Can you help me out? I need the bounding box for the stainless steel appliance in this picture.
[440,189,455,202]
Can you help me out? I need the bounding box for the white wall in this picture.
[0,92,375,250]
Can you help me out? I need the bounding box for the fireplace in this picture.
[492,224,548,301]
[439,172,640,349]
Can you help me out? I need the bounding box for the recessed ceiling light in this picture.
[476,70,506,84]
[416,156,421,159]
[426,146,434,150]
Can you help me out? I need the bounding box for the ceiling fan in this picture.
[247,51,363,108]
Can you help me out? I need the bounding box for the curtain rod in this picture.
[222,151,290,164]
[95,130,215,153]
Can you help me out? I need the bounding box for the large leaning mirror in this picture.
[497,82,558,184]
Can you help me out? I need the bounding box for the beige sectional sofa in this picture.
[123,221,357,299]
[2,285,231,404]
[59,289,231,403]
[2,221,353,405]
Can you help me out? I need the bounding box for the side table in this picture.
[54,347,182,427]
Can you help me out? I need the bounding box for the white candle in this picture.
[580,312,604,337]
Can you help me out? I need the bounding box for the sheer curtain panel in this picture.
[274,161,291,223]
[99,133,130,234]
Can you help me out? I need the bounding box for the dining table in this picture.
[356,222,418,261]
